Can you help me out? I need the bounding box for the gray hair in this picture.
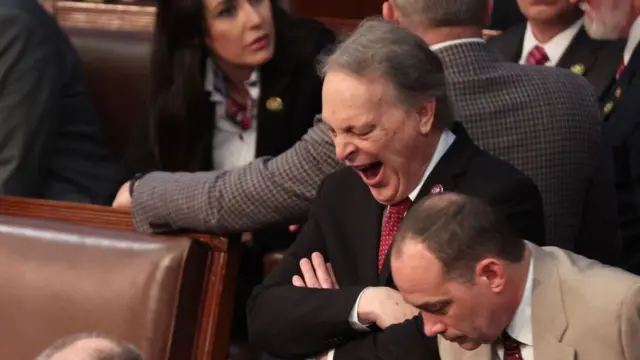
[319,17,453,127]
[394,0,488,28]
[34,332,144,360]
[392,193,526,282]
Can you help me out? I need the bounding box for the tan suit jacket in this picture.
[438,243,640,360]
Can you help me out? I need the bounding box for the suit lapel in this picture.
[379,123,475,285]
[255,7,297,157]
[493,23,526,62]
[556,27,597,71]
[603,44,640,120]
[556,27,621,99]
[358,184,385,286]
[530,244,576,360]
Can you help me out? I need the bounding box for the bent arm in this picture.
[247,194,366,359]
[131,121,342,234]
[0,10,62,196]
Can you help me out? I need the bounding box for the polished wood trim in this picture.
[0,196,229,248]
[54,1,156,33]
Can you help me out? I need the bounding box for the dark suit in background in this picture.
[0,0,121,204]
[434,41,620,267]
[601,44,640,275]
[247,124,545,360]
[488,23,624,100]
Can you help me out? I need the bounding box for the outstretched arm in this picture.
[131,121,342,234]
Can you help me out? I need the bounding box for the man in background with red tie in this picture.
[572,0,640,276]
[247,18,545,360]
[488,0,623,101]
[392,193,640,360]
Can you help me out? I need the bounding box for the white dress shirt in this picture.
[204,59,260,170]
[519,18,584,66]
[623,16,640,66]
[494,258,534,360]
[430,38,485,51]
[326,129,457,360]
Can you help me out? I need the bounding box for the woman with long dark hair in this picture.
[118,0,335,344]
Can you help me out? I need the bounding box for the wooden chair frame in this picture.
[0,195,240,360]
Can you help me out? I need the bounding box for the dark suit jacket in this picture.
[488,23,625,100]
[601,44,640,275]
[0,0,121,204]
[247,123,545,360]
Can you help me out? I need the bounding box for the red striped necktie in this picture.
[526,45,549,66]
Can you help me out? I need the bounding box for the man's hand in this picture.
[292,252,339,289]
[112,181,132,209]
[357,287,419,329]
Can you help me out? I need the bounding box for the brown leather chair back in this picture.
[0,216,206,360]
[0,196,240,360]
[67,29,152,159]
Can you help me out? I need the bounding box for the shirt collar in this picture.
[520,17,584,66]
[505,256,534,346]
[204,58,260,103]
[623,16,640,65]
[429,38,485,51]
[408,129,456,201]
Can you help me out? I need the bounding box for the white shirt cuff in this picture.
[349,288,373,331]
[327,349,335,360]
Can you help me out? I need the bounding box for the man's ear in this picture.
[417,100,436,135]
[382,1,398,23]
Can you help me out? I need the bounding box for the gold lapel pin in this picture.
[570,63,585,75]
[266,97,284,112]
[604,101,614,115]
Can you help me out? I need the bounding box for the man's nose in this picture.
[423,317,447,337]
[334,136,356,162]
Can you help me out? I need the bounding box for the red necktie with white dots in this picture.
[526,45,549,66]
[377,198,412,273]
[502,332,523,360]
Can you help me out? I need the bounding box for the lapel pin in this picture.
[604,101,614,115]
[430,184,444,194]
[615,87,622,98]
[266,97,283,112]
[570,63,585,75]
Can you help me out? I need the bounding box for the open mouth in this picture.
[353,161,383,182]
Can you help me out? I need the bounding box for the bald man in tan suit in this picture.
[391,193,640,360]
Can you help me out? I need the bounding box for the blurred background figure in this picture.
[489,0,623,101]
[0,0,122,204]
[34,333,143,360]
